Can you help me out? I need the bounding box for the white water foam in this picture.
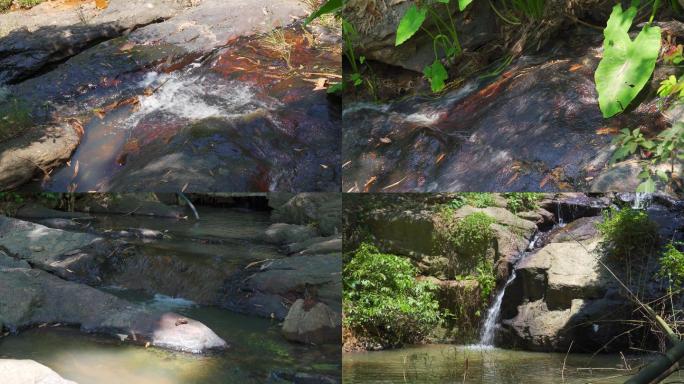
[126,71,274,126]
[146,294,197,311]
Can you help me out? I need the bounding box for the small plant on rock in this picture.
[394,0,475,92]
[503,192,543,213]
[597,208,659,260]
[658,241,684,287]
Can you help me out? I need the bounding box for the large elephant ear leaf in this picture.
[395,4,427,46]
[595,4,661,118]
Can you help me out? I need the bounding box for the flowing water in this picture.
[477,270,518,346]
[22,27,340,192]
[0,206,341,382]
[343,344,679,383]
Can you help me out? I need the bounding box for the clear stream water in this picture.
[0,206,341,383]
[343,344,681,384]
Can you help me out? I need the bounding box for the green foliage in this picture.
[395,0,472,92]
[658,242,684,286]
[0,0,11,11]
[503,192,543,213]
[597,208,659,260]
[0,97,32,142]
[475,261,496,299]
[17,0,44,7]
[0,192,24,204]
[395,4,427,46]
[447,212,495,262]
[610,124,684,192]
[344,244,442,348]
[437,199,496,278]
[595,3,661,118]
[304,0,342,25]
[658,75,684,99]
[509,0,545,20]
[424,59,448,92]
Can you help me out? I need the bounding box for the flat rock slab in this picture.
[0,216,101,269]
[0,0,185,84]
[0,359,77,384]
[132,0,307,52]
[0,267,227,353]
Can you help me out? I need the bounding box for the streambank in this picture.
[0,0,341,192]
[0,192,342,383]
[342,192,684,382]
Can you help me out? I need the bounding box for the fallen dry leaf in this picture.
[95,0,109,9]
[119,42,136,52]
[596,127,619,135]
[363,176,377,192]
[379,137,392,144]
[313,78,328,91]
[435,153,446,164]
[569,64,583,72]
[72,160,79,179]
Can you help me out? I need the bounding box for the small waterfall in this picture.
[478,269,517,346]
[632,192,653,210]
[477,233,539,346]
[556,201,566,228]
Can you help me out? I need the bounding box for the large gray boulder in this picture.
[222,253,341,320]
[271,193,342,236]
[499,233,630,352]
[0,359,77,384]
[282,299,341,345]
[0,267,227,354]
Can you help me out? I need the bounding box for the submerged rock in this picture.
[0,359,77,384]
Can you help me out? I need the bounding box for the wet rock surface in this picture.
[0,0,340,192]
[342,33,670,192]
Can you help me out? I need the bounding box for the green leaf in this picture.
[637,177,656,192]
[305,0,343,25]
[458,0,473,11]
[424,59,448,92]
[326,82,344,94]
[395,4,427,46]
[595,4,661,118]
